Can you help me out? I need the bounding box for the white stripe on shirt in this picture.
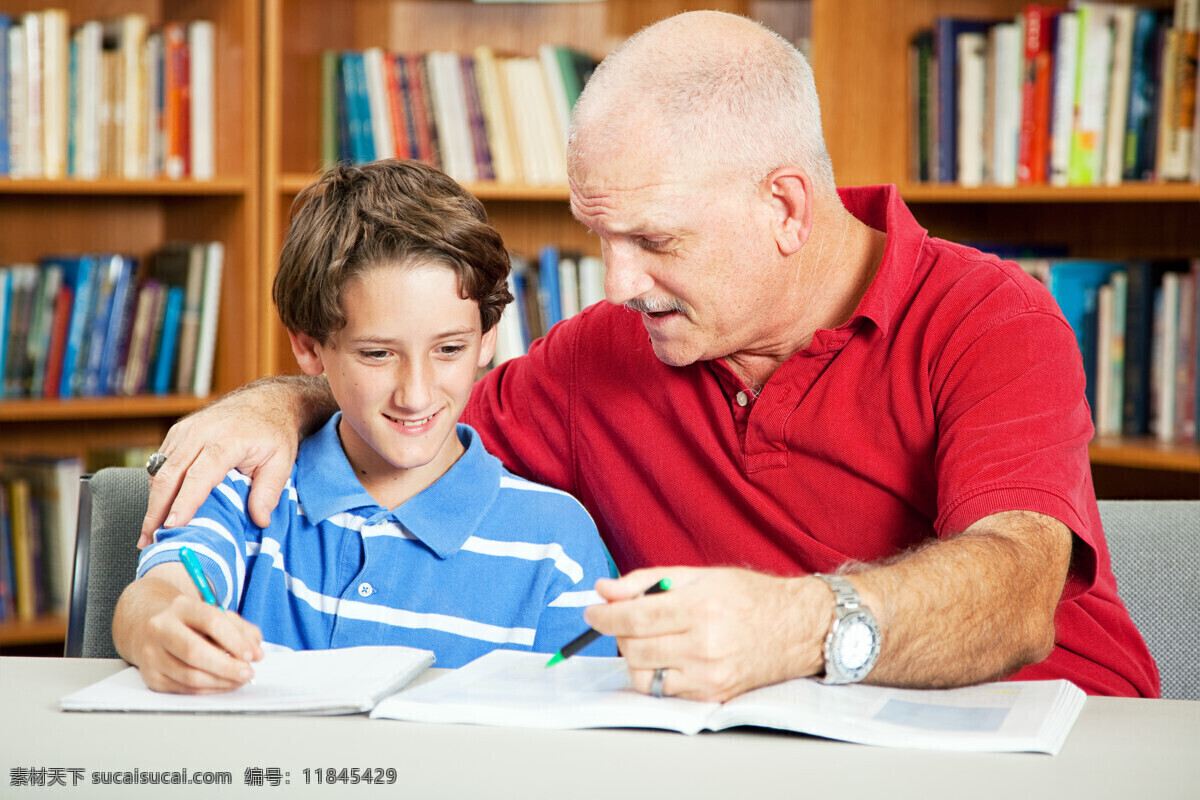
[461,537,584,583]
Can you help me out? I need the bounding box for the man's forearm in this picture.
[210,374,338,437]
[845,511,1072,688]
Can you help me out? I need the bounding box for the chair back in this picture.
[64,468,149,658]
[1100,499,1200,700]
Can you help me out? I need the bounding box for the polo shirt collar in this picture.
[837,184,927,339]
[295,414,501,559]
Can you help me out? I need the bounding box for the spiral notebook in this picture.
[61,646,435,715]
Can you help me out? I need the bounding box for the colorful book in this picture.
[151,285,184,395]
[55,255,98,398]
[538,245,563,330]
[1123,9,1167,181]
[0,14,10,176]
[1047,260,1127,412]
[460,54,495,182]
[191,241,224,397]
[42,282,73,398]
[935,17,999,183]
[1018,5,1058,185]
[1069,2,1116,186]
[188,20,214,179]
[1049,10,1081,185]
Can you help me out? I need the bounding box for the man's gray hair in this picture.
[568,13,836,192]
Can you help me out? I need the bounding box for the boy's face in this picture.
[289,262,496,506]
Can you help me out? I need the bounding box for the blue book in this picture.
[342,52,374,164]
[1122,10,1166,182]
[66,34,77,176]
[0,14,11,176]
[509,255,532,349]
[0,269,12,394]
[933,17,997,183]
[538,245,563,330]
[0,482,14,620]
[81,256,127,397]
[56,256,98,398]
[1047,260,1127,415]
[97,257,137,395]
[151,286,185,395]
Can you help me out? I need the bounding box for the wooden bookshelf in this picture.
[0,0,262,647]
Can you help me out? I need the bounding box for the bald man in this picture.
[141,12,1159,701]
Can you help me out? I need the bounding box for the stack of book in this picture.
[1013,255,1199,443]
[910,0,1199,186]
[492,247,606,366]
[0,11,215,181]
[321,44,598,185]
[0,241,224,400]
[0,455,82,623]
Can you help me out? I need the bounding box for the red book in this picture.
[42,284,73,399]
[386,53,413,160]
[403,54,436,166]
[1017,4,1057,185]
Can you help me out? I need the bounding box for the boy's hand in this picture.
[113,566,265,694]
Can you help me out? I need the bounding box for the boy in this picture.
[113,160,616,693]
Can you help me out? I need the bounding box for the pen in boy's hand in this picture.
[545,578,673,667]
[179,546,219,606]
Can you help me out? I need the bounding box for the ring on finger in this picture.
[146,452,168,477]
[651,667,666,698]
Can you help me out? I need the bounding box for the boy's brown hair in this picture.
[274,159,513,343]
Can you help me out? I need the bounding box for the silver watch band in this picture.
[814,573,860,610]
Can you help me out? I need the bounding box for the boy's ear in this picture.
[288,330,326,377]
[476,325,498,369]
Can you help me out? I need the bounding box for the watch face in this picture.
[838,618,876,671]
[831,610,881,681]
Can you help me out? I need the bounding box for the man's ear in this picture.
[765,167,813,257]
[288,330,326,377]
[477,325,498,369]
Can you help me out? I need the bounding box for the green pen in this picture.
[546,578,673,667]
[179,546,219,606]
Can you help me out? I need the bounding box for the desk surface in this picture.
[2,657,1198,799]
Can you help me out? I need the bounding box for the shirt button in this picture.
[357,583,374,598]
[735,391,749,407]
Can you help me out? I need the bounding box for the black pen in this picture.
[545,578,673,667]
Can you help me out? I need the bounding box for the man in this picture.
[141,11,1159,701]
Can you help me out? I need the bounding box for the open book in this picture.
[61,646,434,715]
[371,650,1085,755]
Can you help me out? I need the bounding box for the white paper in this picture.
[61,646,434,715]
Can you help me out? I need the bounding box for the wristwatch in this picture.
[813,573,882,684]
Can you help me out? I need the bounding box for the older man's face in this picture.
[568,137,791,368]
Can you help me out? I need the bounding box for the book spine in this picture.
[0,15,10,176]
[42,283,72,399]
[1049,11,1080,186]
[191,242,223,397]
[362,47,395,160]
[460,54,494,182]
[188,20,214,180]
[8,24,26,179]
[152,286,184,395]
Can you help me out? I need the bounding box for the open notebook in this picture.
[371,650,1086,755]
[61,646,434,715]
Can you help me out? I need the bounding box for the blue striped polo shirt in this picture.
[138,415,617,667]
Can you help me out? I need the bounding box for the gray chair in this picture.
[64,468,149,658]
[1099,499,1200,701]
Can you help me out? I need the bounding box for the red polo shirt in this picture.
[464,184,1160,698]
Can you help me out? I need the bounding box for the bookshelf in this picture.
[0,0,262,648]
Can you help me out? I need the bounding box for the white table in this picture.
[2,657,1198,799]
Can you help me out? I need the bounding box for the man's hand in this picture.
[112,564,264,694]
[586,567,831,703]
[140,376,335,547]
